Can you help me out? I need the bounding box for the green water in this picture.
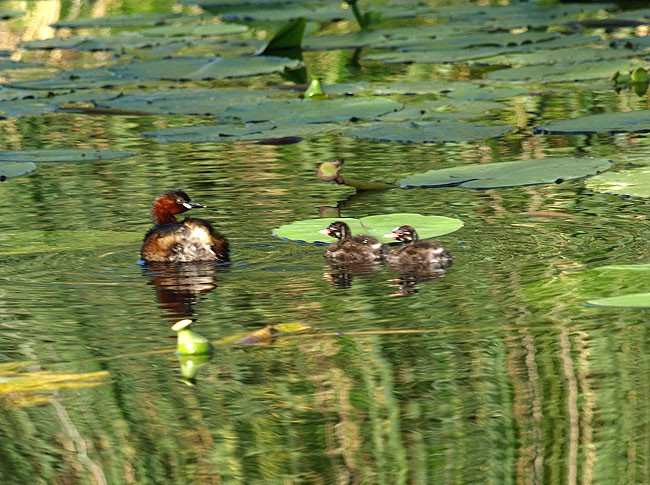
[3,1,650,484]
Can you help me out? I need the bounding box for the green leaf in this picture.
[141,122,342,142]
[273,214,463,244]
[487,59,638,82]
[586,293,650,308]
[8,68,136,90]
[52,12,187,29]
[110,56,303,81]
[0,149,135,163]
[263,17,306,52]
[401,157,612,189]
[141,23,248,37]
[0,162,36,180]
[534,110,650,135]
[347,121,513,143]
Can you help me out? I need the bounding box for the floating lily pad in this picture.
[0,149,135,163]
[0,162,37,180]
[584,168,650,198]
[93,88,279,115]
[21,34,177,52]
[273,214,464,244]
[52,12,187,29]
[110,56,303,81]
[304,32,387,51]
[222,97,402,123]
[487,59,637,82]
[534,110,650,135]
[8,68,136,90]
[586,293,650,308]
[141,23,249,37]
[141,121,343,142]
[347,121,513,143]
[400,157,612,189]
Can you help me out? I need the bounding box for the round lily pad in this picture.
[0,162,36,180]
[586,292,650,309]
[584,168,650,198]
[0,149,135,163]
[400,157,612,189]
[110,56,303,81]
[273,214,464,244]
[534,110,650,135]
[347,121,513,143]
[8,68,136,90]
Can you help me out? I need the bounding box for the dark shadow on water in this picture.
[142,262,229,319]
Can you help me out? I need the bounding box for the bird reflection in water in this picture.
[142,262,227,319]
[388,270,446,296]
[324,262,382,289]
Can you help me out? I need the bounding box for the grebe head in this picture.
[319,221,352,240]
[151,190,204,224]
[383,225,418,243]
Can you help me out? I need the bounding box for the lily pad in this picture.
[0,162,37,180]
[400,157,612,189]
[141,23,249,37]
[110,56,303,81]
[586,293,650,308]
[52,12,187,29]
[222,97,402,123]
[347,121,513,143]
[534,110,650,135]
[273,214,464,244]
[20,34,178,52]
[584,168,650,198]
[0,149,135,163]
[487,59,638,82]
[304,32,387,51]
[8,68,137,90]
[140,121,343,142]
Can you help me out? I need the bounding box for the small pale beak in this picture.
[319,229,331,235]
[383,232,398,239]
[184,201,204,209]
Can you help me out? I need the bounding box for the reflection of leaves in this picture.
[0,362,109,408]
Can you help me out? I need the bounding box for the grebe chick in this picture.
[383,225,451,271]
[140,190,229,263]
[319,221,383,264]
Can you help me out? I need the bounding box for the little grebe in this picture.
[383,225,452,271]
[319,221,383,264]
[140,190,229,263]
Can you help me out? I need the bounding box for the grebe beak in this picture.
[183,201,204,209]
[319,229,331,235]
[383,231,399,239]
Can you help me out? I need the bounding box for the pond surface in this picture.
[3,0,650,484]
